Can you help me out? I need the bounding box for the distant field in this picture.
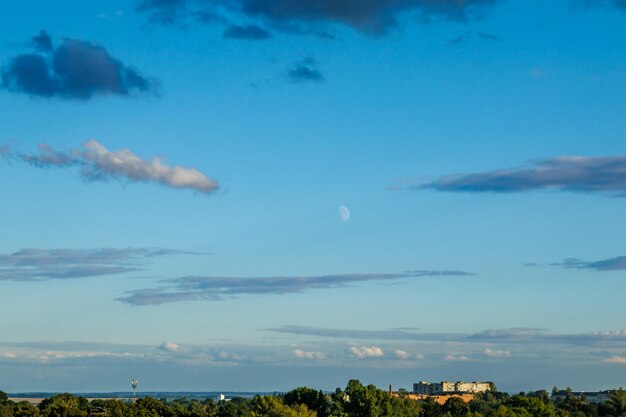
[7,392,279,404]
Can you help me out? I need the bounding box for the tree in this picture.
[607,389,626,417]
[38,394,89,417]
[442,398,469,417]
[283,388,329,417]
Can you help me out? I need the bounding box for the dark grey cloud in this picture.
[286,58,324,83]
[2,32,157,100]
[417,156,626,196]
[117,269,473,305]
[32,30,53,52]
[554,256,626,271]
[0,247,195,282]
[3,141,219,194]
[137,0,498,35]
[223,24,271,40]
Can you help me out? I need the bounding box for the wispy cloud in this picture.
[269,325,626,350]
[415,156,626,196]
[286,58,324,83]
[1,31,157,100]
[268,325,466,341]
[579,0,626,12]
[444,354,471,361]
[604,356,626,364]
[116,270,473,305]
[0,247,195,281]
[552,256,626,271]
[223,24,271,40]
[447,30,500,45]
[483,348,511,358]
[136,0,499,36]
[4,141,219,194]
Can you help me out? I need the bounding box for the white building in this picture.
[413,381,492,395]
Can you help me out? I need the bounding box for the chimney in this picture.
[389,384,393,395]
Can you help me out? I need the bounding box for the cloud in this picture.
[417,156,626,196]
[578,0,626,12]
[469,328,548,340]
[4,141,219,194]
[286,58,324,83]
[32,30,53,52]
[552,256,626,271]
[19,143,77,167]
[268,325,466,341]
[348,346,384,358]
[604,356,626,364]
[293,348,325,360]
[444,354,471,361]
[0,247,194,281]
[483,348,511,358]
[447,31,499,45]
[137,0,499,36]
[2,31,157,100]
[116,270,473,305]
[394,349,411,359]
[268,325,626,353]
[160,341,180,352]
[223,24,271,40]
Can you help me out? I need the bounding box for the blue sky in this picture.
[1,0,626,394]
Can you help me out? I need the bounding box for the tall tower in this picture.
[131,378,138,402]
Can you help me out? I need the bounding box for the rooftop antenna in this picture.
[131,378,138,402]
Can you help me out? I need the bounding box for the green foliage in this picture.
[283,387,329,417]
[342,379,420,417]
[607,389,626,417]
[38,394,89,417]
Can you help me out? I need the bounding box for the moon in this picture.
[339,205,350,222]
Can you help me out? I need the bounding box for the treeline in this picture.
[1,380,625,417]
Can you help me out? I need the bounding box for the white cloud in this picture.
[444,354,471,362]
[394,349,410,359]
[484,348,511,358]
[217,350,244,361]
[160,341,180,352]
[80,140,218,193]
[415,353,425,360]
[604,356,626,364]
[348,346,384,358]
[9,141,219,194]
[293,348,325,360]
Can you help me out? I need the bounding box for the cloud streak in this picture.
[1,31,157,100]
[5,141,219,194]
[553,256,626,271]
[223,24,271,40]
[0,247,195,281]
[117,269,473,305]
[417,156,626,196]
[268,325,626,349]
[137,0,499,35]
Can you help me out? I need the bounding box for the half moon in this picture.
[339,205,350,222]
